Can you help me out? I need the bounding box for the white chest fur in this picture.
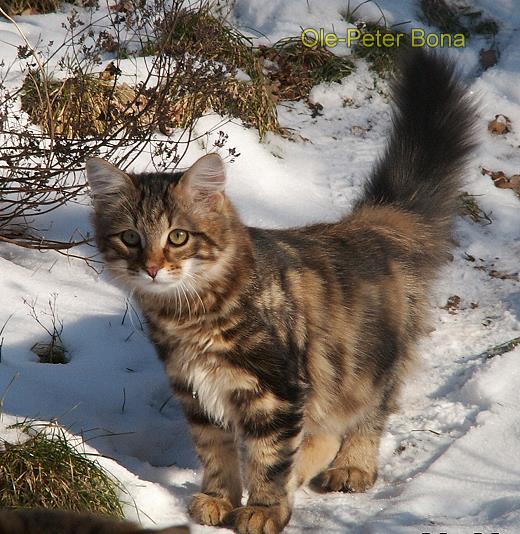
[173,352,260,427]
[185,357,231,425]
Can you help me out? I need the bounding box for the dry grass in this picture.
[168,75,279,138]
[0,422,124,517]
[420,0,498,37]
[259,37,354,101]
[19,2,280,139]
[20,72,151,138]
[20,68,278,139]
[419,0,470,35]
[158,6,259,79]
[31,341,68,363]
[135,3,279,136]
[17,4,356,141]
[136,7,354,130]
[0,0,61,15]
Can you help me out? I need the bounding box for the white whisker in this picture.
[179,282,192,322]
[184,274,207,314]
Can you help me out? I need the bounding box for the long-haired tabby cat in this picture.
[86,50,476,534]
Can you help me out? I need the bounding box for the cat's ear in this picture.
[178,153,226,212]
[85,158,134,203]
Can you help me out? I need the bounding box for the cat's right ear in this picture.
[85,158,134,204]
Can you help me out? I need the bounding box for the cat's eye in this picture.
[121,229,141,247]
[168,229,189,246]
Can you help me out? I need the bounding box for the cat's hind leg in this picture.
[319,390,396,493]
[292,433,341,488]
[319,426,381,492]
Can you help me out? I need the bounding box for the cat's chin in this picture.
[132,278,182,296]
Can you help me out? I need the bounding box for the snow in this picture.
[1,0,520,532]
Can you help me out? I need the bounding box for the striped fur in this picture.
[86,49,476,534]
[0,509,188,534]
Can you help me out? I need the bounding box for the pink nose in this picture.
[146,265,160,279]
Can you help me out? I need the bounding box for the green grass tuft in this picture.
[458,192,492,225]
[0,422,124,517]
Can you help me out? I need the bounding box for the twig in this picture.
[0,373,20,420]
[121,387,126,414]
[0,313,14,364]
[159,395,173,413]
[0,6,56,151]
[477,336,520,360]
[411,428,441,436]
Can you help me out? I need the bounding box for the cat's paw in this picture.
[320,466,376,493]
[188,493,233,526]
[228,504,290,534]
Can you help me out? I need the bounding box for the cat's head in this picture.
[86,154,241,298]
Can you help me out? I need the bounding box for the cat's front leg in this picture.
[229,399,304,534]
[175,388,242,526]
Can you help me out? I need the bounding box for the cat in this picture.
[85,49,476,534]
[0,508,189,534]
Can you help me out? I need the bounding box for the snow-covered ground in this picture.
[1,0,520,532]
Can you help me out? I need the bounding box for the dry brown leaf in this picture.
[110,0,135,13]
[488,114,511,135]
[442,295,461,314]
[481,166,520,197]
[509,174,520,188]
[99,61,122,81]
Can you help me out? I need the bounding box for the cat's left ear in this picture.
[85,158,135,204]
[178,153,226,212]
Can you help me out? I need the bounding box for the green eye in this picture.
[168,229,189,246]
[121,229,140,247]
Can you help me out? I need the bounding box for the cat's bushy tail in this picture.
[356,49,477,242]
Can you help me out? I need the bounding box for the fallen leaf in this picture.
[351,125,369,136]
[509,174,520,188]
[488,270,518,281]
[488,114,511,135]
[441,295,461,314]
[99,61,122,81]
[110,0,135,13]
[481,167,520,197]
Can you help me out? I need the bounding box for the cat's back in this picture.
[247,203,438,277]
